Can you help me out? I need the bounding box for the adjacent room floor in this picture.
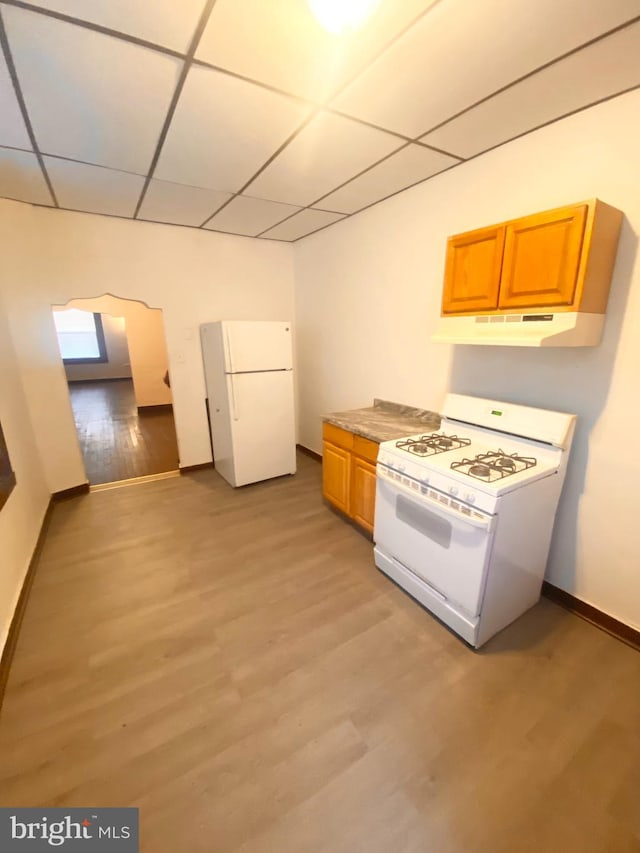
[68,379,180,484]
[0,453,638,852]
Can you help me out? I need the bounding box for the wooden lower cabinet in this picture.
[350,456,377,533]
[322,441,351,515]
[322,423,379,534]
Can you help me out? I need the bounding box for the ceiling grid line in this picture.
[0,0,186,58]
[0,0,445,136]
[132,0,219,219]
[1,1,638,143]
[318,0,447,107]
[2,0,636,151]
[197,110,322,227]
[412,12,640,142]
[413,138,465,159]
[192,56,318,106]
[285,76,640,241]
[253,141,417,236]
[5,85,638,241]
[443,81,640,166]
[255,148,462,239]
[20,198,293,241]
[0,0,464,171]
[39,151,147,179]
[197,1,451,229]
[285,85,640,240]
[1,1,639,240]
[290,161,465,241]
[250,6,640,237]
[191,56,466,159]
[324,106,463,158]
[0,4,58,206]
[0,142,30,154]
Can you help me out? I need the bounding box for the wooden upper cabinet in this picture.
[442,225,505,314]
[441,200,622,317]
[498,204,587,310]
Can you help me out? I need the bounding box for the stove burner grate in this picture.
[451,450,537,482]
[396,432,472,457]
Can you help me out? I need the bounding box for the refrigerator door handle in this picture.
[225,326,234,373]
[229,376,239,421]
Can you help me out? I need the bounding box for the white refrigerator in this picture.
[200,321,296,487]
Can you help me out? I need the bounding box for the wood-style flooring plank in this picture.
[0,453,639,852]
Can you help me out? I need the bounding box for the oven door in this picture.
[374,466,496,616]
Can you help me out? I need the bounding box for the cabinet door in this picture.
[351,456,377,534]
[322,441,351,514]
[442,225,505,314]
[498,204,587,310]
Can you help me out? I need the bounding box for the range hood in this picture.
[432,312,606,347]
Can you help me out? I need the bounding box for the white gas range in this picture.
[373,393,576,648]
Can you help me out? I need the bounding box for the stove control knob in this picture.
[466,493,476,504]
[449,486,458,496]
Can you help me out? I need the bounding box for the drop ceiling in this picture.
[1,0,639,242]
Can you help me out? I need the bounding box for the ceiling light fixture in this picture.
[307,0,381,35]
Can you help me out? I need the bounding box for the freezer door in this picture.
[223,321,293,373]
[228,370,296,486]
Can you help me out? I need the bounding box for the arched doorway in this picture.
[52,294,179,486]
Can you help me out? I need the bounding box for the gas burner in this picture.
[494,457,516,470]
[451,450,537,482]
[469,464,490,478]
[396,432,472,457]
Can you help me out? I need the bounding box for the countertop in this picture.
[323,399,441,443]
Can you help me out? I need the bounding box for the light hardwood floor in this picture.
[0,453,638,852]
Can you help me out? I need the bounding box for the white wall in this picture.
[295,88,640,630]
[0,202,295,491]
[0,289,50,655]
[56,310,133,382]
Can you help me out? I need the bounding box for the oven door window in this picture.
[396,495,451,549]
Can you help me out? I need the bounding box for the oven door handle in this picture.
[378,466,495,531]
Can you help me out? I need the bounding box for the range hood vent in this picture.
[432,312,605,347]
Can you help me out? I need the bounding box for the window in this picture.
[53,309,108,364]
[0,421,16,512]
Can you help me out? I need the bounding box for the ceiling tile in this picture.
[3,6,183,173]
[138,179,232,226]
[0,147,53,205]
[203,195,302,236]
[246,110,404,207]
[332,0,640,137]
[261,208,345,241]
[316,143,459,213]
[21,0,208,53]
[44,157,145,216]
[0,53,31,150]
[196,0,436,103]
[154,65,312,193]
[420,22,640,159]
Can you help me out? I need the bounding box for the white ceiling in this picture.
[1,0,639,242]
